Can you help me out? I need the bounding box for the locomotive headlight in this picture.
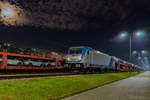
[67,55,82,61]
[76,55,81,61]
[67,57,71,61]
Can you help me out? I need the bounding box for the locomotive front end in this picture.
[65,46,92,71]
[66,47,83,69]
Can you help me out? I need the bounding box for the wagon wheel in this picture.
[17,62,22,66]
[40,64,45,67]
[28,63,33,67]
[47,64,51,67]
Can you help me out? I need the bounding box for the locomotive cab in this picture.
[66,46,92,70]
[67,47,83,62]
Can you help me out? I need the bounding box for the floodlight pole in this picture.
[129,33,132,62]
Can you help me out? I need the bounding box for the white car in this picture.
[24,59,43,67]
[7,59,23,66]
[45,61,56,67]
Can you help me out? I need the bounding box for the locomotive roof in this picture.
[69,46,92,49]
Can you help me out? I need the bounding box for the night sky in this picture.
[0,0,150,61]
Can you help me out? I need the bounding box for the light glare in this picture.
[141,50,148,55]
[1,6,14,19]
[135,30,146,37]
[119,32,129,38]
[132,51,137,55]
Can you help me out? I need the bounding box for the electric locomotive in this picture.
[66,46,116,72]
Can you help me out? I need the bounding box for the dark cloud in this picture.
[4,0,147,30]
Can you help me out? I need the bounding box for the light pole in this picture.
[132,50,149,68]
[120,31,133,61]
[129,34,132,61]
[119,30,146,62]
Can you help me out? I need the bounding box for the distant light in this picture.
[144,57,147,59]
[138,56,141,60]
[136,32,141,37]
[132,51,137,55]
[141,50,148,55]
[141,50,145,54]
[135,30,146,37]
[119,31,129,38]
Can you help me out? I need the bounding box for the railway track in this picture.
[0,71,121,80]
[0,72,75,80]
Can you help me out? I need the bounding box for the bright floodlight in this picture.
[135,30,146,37]
[119,31,129,38]
[141,50,148,55]
[138,56,141,60]
[132,51,137,55]
[1,6,14,19]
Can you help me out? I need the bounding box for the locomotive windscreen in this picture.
[69,48,83,54]
[67,47,84,62]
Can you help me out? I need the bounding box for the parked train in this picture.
[0,46,143,72]
[66,46,143,72]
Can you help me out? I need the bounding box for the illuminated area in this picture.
[135,30,146,37]
[1,6,15,19]
[0,1,28,26]
[132,51,137,55]
[119,31,129,38]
